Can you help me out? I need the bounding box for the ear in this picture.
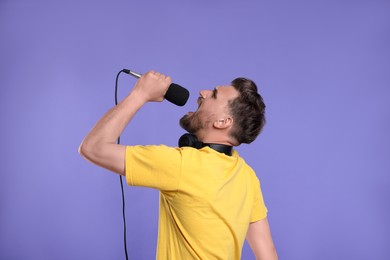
[213,117,233,129]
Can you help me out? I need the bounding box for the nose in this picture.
[199,90,211,98]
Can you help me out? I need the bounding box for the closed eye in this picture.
[212,88,218,99]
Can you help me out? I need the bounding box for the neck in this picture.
[195,129,234,146]
[196,130,236,146]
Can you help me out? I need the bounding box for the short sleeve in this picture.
[125,145,182,192]
[250,176,268,222]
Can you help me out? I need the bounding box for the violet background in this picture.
[1,0,389,259]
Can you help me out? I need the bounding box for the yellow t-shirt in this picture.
[126,145,267,260]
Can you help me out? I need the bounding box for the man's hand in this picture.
[131,70,172,103]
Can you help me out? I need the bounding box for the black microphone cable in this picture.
[115,69,129,260]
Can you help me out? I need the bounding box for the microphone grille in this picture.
[165,83,190,106]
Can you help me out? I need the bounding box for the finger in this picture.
[156,72,168,80]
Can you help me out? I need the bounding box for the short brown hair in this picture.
[229,78,266,144]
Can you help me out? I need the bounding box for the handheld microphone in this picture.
[122,69,190,106]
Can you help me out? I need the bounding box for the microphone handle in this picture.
[122,69,189,106]
[122,69,141,78]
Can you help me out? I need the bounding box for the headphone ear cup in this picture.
[178,133,203,149]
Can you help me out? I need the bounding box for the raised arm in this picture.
[78,71,171,175]
[246,218,278,260]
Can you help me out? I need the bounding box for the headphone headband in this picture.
[178,133,233,156]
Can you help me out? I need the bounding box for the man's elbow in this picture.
[78,139,99,163]
[78,139,126,175]
[78,140,85,157]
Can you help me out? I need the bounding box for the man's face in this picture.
[180,85,239,134]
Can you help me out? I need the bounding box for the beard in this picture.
[179,111,204,134]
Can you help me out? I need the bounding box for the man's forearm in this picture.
[78,90,146,172]
[82,91,145,146]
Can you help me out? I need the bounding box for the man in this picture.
[79,71,278,259]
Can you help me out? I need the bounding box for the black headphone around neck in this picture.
[178,133,233,156]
